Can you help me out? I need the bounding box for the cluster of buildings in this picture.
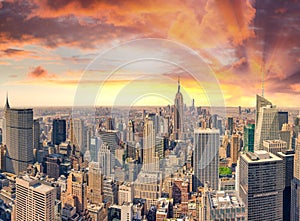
[0,81,299,220]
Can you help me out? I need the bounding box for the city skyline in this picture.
[0,0,299,107]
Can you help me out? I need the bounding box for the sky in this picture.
[0,0,299,107]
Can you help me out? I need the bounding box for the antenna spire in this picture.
[178,75,180,93]
[261,64,265,97]
[5,92,10,109]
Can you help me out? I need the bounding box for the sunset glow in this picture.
[0,0,299,107]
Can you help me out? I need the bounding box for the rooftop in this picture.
[208,191,245,210]
[243,150,282,163]
[194,128,220,134]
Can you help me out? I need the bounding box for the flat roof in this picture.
[242,151,282,163]
[209,191,245,210]
[194,128,220,134]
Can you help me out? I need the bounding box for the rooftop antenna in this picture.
[261,63,265,97]
[178,75,180,93]
[5,91,10,109]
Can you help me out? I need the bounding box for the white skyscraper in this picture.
[254,104,280,150]
[70,118,86,153]
[16,176,56,221]
[193,128,220,191]
[142,118,159,172]
[98,143,114,176]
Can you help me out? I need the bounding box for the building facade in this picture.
[239,151,284,221]
[16,176,56,221]
[193,128,220,191]
[5,97,34,175]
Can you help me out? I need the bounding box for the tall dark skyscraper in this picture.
[278,111,288,130]
[291,138,300,221]
[5,96,34,174]
[244,124,255,152]
[239,151,284,221]
[227,117,234,135]
[174,78,184,140]
[33,119,40,149]
[52,119,66,146]
[277,149,294,221]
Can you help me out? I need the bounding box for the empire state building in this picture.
[174,78,184,140]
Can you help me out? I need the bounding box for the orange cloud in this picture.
[28,66,57,79]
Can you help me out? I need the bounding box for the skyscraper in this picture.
[87,162,103,205]
[227,117,234,135]
[230,134,239,165]
[98,143,114,176]
[291,137,300,221]
[52,119,66,146]
[33,119,40,149]
[193,128,219,191]
[255,94,272,124]
[278,111,288,131]
[254,104,280,150]
[244,124,255,152]
[70,118,86,153]
[62,170,87,213]
[16,176,56,221]
[5,97,34,174]
[277,149,294,221]
[142,118,159,172]
[127,120,135,141]
[174,78,184,140]
[238,151,284,221]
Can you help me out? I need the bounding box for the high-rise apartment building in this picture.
[193,128,219,191]
[5,97,34,174]
[15,176,56,221]
[52,119,66,146]
[87,162,103,205]
[174,78,184,140]
[239,151,284,221]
